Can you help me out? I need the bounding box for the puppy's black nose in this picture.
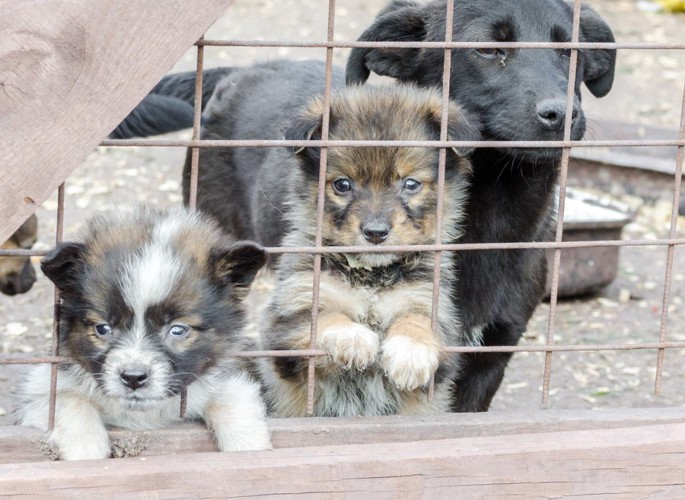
[362,221,390,245]
[536,98,578,131]
[120,369,148,390]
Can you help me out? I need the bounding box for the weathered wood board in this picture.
[0,418,683,497]
[0,0,235,243]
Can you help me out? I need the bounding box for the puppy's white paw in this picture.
[319,323,379,370]
[381,335,440,391]
[49,426,111,461]
[216,425,272,452]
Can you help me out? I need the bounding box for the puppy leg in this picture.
[49,392,111,461]
[381,314,441,391]
[317,313,379,371]
[203,374,272,452]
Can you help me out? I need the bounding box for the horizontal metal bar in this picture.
[3,341,684,367]
[3,238,685,259]
[99,138,685,149]
[196,39,685,50]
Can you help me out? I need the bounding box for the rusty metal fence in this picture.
[1,0,685,426]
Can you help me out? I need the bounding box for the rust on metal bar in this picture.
[99,138,685,148]
[187,36,206,212]
[654,81,685,395]
[542,0,583,408]
[304,0,338,417]
[195,39,685,50]
[47,183,66,431]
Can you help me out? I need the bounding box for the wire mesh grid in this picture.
[1,0,684,426]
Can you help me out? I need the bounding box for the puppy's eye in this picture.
[332,178,352,194]
[476,47,506,59]
[94,323,112,337]
[168,324,190,338]
[403,178,422,193]
[558,48,572,59]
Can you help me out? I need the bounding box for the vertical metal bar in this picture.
[654,82,685,394]
[541,0,582,407]
[306,0,336,416]
[188,35,206,212]
[180,35,206,418]
[48,183,66,430]
[428,0,455,402]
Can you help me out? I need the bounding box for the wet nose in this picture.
[361,221,390,245]
[536,98,578,131]
[120,369,149,390]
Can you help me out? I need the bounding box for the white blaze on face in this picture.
[120,214,187,342]
[104,214,190,402]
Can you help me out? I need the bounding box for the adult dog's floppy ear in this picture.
[345,0,427,85]
[41,242,86,291]
[211,241,267,300]
[576,3,616,98]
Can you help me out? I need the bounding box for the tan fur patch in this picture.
[386,313,439,350]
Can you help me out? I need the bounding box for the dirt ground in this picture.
[1,0,684,424]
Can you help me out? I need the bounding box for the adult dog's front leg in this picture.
[381,314,441,391]
[317,312,379,371]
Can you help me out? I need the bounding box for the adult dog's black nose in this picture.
[536,98,578,131]
[362,221,390,245]
[120,369,148,390]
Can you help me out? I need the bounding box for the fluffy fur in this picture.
[192,70,477,416]
[0,213,37,295]
[110,0,616,413]
[346,0,616,411]
[13,206,271,460]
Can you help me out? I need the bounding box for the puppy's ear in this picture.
[41,242,86,291]
[283,107,330,179]
[210,241,267,299]
[427,102,482,157]
[575,3,616,98]
[283,111,322,155]
[345,0,427,85]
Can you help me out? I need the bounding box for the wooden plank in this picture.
[2,407,684,464]
[0,423,683,497]
[0,0,235,243]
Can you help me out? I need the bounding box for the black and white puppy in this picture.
[14,206,271,460]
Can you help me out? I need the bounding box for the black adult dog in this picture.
[111,0,616,412]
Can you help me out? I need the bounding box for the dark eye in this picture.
[94,323,112,337]
[332,178,352,194]
[168,324,190,338]
[403,178,422,193]
[476,47,506,59]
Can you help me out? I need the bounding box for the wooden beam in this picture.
[0,0,235,242]
[1,422,683,497]
[2,408,684,464]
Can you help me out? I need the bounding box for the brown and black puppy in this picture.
[14,206,271,460]
[249,84,478,416]
[0,213,38,295]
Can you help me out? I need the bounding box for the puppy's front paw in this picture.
[49,426,111,461]
[381,335,440,391]
[319,323,379,370]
